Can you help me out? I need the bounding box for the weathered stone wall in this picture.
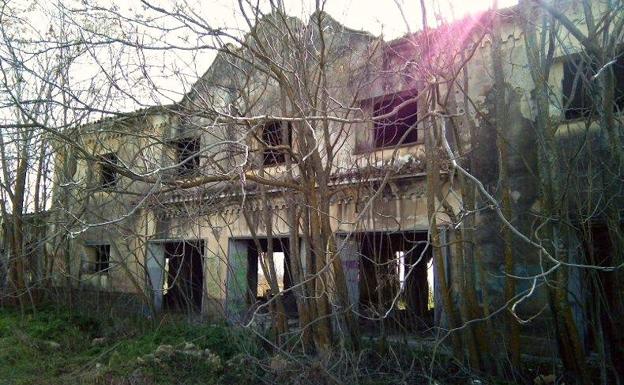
[52,4,621,357]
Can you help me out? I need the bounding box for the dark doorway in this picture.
[582,224,623,377]
[244,238,298,318]
[358,231,434,331]
[163,240,204,313]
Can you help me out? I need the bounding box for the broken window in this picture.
[99,153,118,189]
[262,121,292,166]
[373,92,418,148]
[562,54,624,120]
[172,137,201,176]
[563,57,595,120]
[83,244,110,274]
[95,245,110,273]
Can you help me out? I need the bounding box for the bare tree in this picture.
[1,1,623,384]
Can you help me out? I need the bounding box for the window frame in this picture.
[562,55,596,120]
[98,153,118,189]
[261,121,292,166]
[170,136,201,176]
[561,53,624,120]
[83,244,111,274]
[356,89,420,153]
[372,91,419,149]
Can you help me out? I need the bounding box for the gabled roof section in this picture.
[181,10,377,108]
[81,104,179,134]
[382,4,520,60]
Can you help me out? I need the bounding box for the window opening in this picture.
[373,93,418,148]
[173,137,201,175]
[99,153,118,188]
[562,54,624,119]
[83,244,110,274]
[262,121,292,166]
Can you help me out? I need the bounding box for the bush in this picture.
[0,307,261,385]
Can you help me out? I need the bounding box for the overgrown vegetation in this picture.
[0,306,523,385]
[0,306,258,385]
[2,1,622,384]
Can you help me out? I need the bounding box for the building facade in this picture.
[48,2,623,365]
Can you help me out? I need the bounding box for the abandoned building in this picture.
[45,1,623,364]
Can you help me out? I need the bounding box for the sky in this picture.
[133,0,517,106]
[4,0,519,111]
[1,0,518,212]
[286,0,518,39]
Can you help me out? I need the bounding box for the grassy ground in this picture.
[0,306,513,385]
[0,307,257,385]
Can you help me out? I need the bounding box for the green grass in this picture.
[0,307,257,385]
[0,307,505,385]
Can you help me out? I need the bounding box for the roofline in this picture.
[82,103,180,128]
[384,3,519,47]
